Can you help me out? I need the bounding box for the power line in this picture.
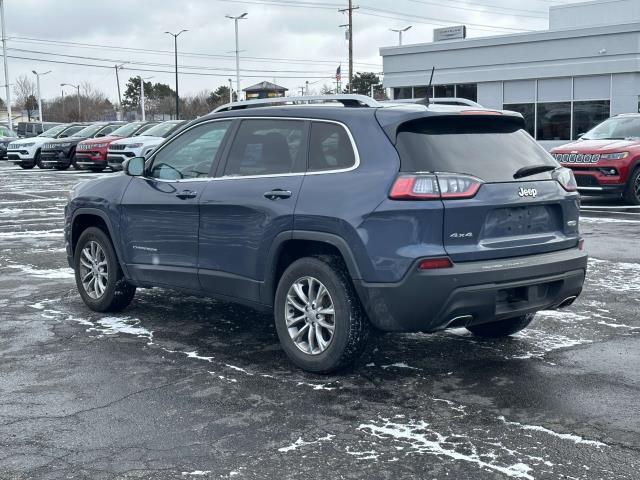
[217,0,537,32]
[6,54,336,79]
[406,0,547,19]
[6,47,341,75]
[8,35,381,68]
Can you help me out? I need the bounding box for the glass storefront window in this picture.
[393,87,413,100]
[573,100,610,139]
[503,103,535,137]
[434,85,455,97]
[537,102,571,141]
[456,84,478,102]
[413,86,430,99]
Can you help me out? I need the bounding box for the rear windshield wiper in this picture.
[513,165,557,179]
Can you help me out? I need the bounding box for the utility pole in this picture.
[338,1,358,93]
[165,29,188,119]
[114,63,126,120]
[61,89,64,119]
[226,13,248,102]
[228,78,233,103]
[0,0,12,130]
[305,80,309,96]
[390,26,412,46]
[32,70,51,122]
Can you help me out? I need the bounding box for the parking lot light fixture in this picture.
[165,29,188,119]
[32,70,51,123]
[225,13,248,101]
[61,83,81,121]
[390,26,412,46]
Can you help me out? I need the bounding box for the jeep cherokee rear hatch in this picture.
[389,113,580,262]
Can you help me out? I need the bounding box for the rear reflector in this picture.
[418,257,453,270]
[390,173,483,200]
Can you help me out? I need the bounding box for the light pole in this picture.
[139,75,153,121]
[0,0,12,129]
[228,78,233,103]
[114,63,126,120]
[225,13,248,101]
[32,70,51,122]
[165,29,187,120]
[61,83,81,121]
[390,26,412,46]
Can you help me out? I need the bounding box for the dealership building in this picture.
[380,0,640,148]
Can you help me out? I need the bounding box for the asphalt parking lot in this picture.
[1,162,639,480]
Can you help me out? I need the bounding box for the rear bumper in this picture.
[355,247,588,332]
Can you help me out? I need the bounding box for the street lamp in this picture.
[390,26,412,46]
[61,83,81,121]
[164,29,188,119]
[225,13,248,101]
[32,70,51,122]
[139,75,153,121]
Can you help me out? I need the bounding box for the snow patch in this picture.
[278,434,335,453]
[359,419,534,479]
[381,362,420,370]
[6,264,74,279]
[181,471,211,476]
[499,417,607,447]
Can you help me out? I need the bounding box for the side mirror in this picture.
[95,132,106,137]
[59,134,68,138]
[124,157,145,177]
[577,133,585,139]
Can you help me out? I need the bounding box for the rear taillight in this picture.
[418,257,453,270]
[389,173,483,200]
[553,167,578,192]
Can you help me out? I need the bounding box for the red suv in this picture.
[550,114,640,204]
[75,121,157,172]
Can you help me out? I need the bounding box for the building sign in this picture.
[434,25,467,42]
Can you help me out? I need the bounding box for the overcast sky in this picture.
[2,0,581,102]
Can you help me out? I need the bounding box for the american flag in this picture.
[336,65,341,82]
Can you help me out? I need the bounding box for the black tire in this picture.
[466,313,536,337]
[35,150,44,169]
[74,227,136,312]
[90,167,105,173]
[55,164,69,171]
[19,163,35,169]
[274,255,370,373]
[623,167,640,205]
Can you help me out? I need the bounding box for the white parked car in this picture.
[107,120,185,170]
[7,123,86,169]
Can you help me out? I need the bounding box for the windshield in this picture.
[72,124,105,138]
[583,116,640,140]
[110,122,145,137]
[142,121,183,138]
[396,116,557,183]
[38,124,68,137]
[0,126,15,137]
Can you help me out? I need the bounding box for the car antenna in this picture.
[417,66,435,106]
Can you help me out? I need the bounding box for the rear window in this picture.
[395,116,557,183]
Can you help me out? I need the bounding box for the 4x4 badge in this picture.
[518,187,537,198]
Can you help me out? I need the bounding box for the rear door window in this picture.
[308,121,356,172]
[223,119,305,177]
[395,116,558,183]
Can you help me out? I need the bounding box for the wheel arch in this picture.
[262,230,362,306]
[71,208,130,278]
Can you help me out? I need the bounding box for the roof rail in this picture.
[212,94,383,113]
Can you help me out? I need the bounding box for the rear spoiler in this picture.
[375,109,526,145]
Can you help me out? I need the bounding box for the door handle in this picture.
[176,190,198,200]
[264,189,292,200]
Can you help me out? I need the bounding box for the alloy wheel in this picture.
[285,276,336,355]
[79,241,108,299]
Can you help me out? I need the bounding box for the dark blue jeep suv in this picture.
[64,95,587,373]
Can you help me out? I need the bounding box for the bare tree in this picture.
[13,75,38,121]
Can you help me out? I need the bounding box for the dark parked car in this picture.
[16,121,61,138]
[64,95,587,373]
[0,126,17,159]
[40,122,125,170]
